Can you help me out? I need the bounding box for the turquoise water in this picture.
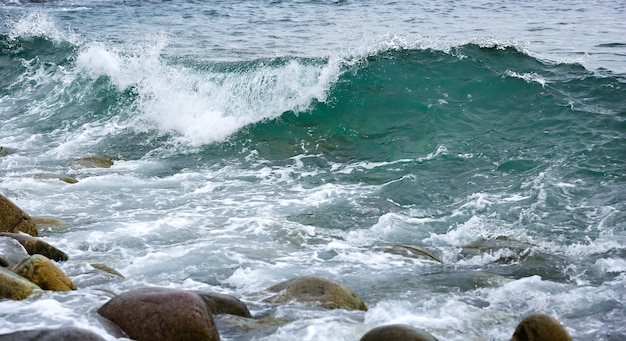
[1,1,625,340]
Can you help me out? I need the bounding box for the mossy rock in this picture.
[0,267,41,300]
[32,216,70,228]
[0,194,38,236]
[12,254,76,291]
[0,232,68,261]
[69,156,114,168]
[375,243,444,263]
[264,275,367,311]
[360,324,439,341]
[511,313,572,341]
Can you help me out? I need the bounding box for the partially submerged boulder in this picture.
[69,156,114,169]
[27,173,79,184]
[0,194,38,236]
[264,275,367,311]
[0,232,68,261]
[12,254,76,291]
[195,291,252,318]
[90,263,125,278]
[0,235,30,267]
[0,267,41,300]
[98,287,220,341]
[511,313,572,341]
[375,244,443,263]
[0,146,17,157]
[31,216,70,228]
[0,327,106,341]
[360,324,439,341]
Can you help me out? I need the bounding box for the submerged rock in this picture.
[264,275,368,311]
[0,232,68,261]
[31,216,70,228]
[12,254,76,291]
[0,235,30,267]
[27,173,79,184]
[90,263,125,278]
[0,146,17,157]
[460,237,537,262]
[69,156,114,168]
[0,327,106,341]
[375,243,444,263]
[195,291,252,318]
[360,324,439,341]
[0,267,41,300]
[0,194,38,236]
[511,313,572,341]
[98,287,220,341]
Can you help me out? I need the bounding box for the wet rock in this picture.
[0,267,41,300]
[0,146,17,157]
[12,254,76,291]
[69,156,114,168]
[0,235,30,267]
[375,243,443,263]
[27,173,79,184]
[264,275,367,311]
[98,287,220,341]
[0,232,68,261]
[90,263,125,278]
[195,291,252,318]
[0,194,38,236]
[360,324,439,341]
[461,237,537,263]
[0,327,107,341]
[511,313,572,341]
[0,257,8,267]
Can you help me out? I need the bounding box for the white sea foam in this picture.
[7,11,81,44]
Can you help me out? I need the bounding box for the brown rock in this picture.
[98,287,220,341]
[360,324,439,341]
[0,232,68,261]
[194,291,252,318]
[375,243,443,263]
[264,275,367,311]
[31,216,70,228]
[90,263,125,278]
[0,267,41,300]
[12,254,76,291]
[511,313,572,341]
[27,173,79,184]
[0,327,106,341]
[0,194,38,236]
[69,156,114,168]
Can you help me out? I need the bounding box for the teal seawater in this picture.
[1,2,626,340]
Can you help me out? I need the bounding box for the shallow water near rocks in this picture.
[1,1,625,340]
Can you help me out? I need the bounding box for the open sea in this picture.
[1,1,625,340]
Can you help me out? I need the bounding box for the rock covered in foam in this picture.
[0,232,68,261]
[264,275,368,311]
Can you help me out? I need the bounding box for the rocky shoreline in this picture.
[0,154,572,340]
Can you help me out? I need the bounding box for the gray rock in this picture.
[0,327,106,341]
[0,232,68,261]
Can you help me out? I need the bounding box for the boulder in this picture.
[98,287,220,341]
[0,146,17,157]
[31,216,70,228]
[0,194,38,236]
[12,254,76,291]
[264,275,367,311]
[194,291,252,318]
[360,324,439,341]
[0,267,41,300]
[375,244,443,263]
[511,313,572,341]
[0,235,30,267]
[69,156,114,168]
[0,232,68,261]
[0,327,106,341]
